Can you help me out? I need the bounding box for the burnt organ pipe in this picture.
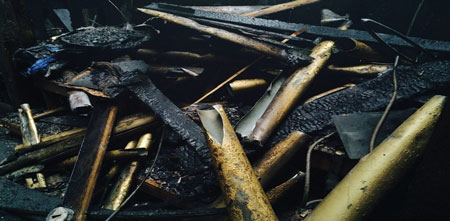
[198,105,277,221]
[306,95,446,221]
[18,103,40,146]
[137,8,311,66]
[104,133,152,210]
[249,41,334,145]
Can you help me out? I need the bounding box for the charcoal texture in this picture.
[269,60,450,146]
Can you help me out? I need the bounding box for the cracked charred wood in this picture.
[327,64,392,76]
[190,5,269,15]
[147,3,450,54]
[269,60,450,147]
[248,41,334,146]
[136,49,243,65]
[137,8,311,66]
[126,75,209,164]
[334,38,384,62]
[253,131,310,188]
[87,208,226,220]
[306,95,446,221]
[266,171,305,204]
[0,177,61,215]
[241,0,319,17]
[198,105,277,221]
[104,133,152,210]
[227,78,267,96]
[59,102,117,221]
[18,103,40,147]
[194,18,314,45]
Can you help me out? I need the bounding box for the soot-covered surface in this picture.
[269,60,450,147]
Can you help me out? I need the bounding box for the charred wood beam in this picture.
[146,3,450,53]
[126,76,209,163]
[58,102,118,221]
[194,18,314,45]
[136,49,244,65]
[270,60,450,146]
[190,5,269,15]
[137,8,311,66]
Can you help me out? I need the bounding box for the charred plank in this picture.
[269,60,450,146]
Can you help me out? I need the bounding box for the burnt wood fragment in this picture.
[126,76,210,164]
[269,60,450,146]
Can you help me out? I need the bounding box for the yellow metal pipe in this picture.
[198,105,277,220]
[327,64,391,76]
[18,103,40,146]
[305,95,446,221]
[103,134,152,210]
[250,41,334,145]
[253,131,309,187]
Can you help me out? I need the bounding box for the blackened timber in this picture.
[137,8,311,66]
[126,76,209,163]
[0,177,61,215]
[194,18,314,44]
[62,102,118,221]
[269,60,450,146]
[146,3,450,53]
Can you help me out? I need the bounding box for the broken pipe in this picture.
[198,105,277,221]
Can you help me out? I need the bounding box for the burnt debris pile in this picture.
[1,1,450,220]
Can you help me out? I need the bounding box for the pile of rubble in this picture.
[1,1,450,220]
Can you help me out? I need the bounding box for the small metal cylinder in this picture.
[18,103,40,146]
[227,78,267,96]
[103,134,152,210]
[68,91,92,116]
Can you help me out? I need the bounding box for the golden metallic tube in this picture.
[303,83,356,104]
[56,147,147,168]
[227,78,267,96]
[250,41,334,145]
[327,64,392,76]
[18,103,40,146]
[211,132,308,208]
[103,134,152,210]
[198,105,277,220]
[266,171,305,204]
[306,95,446,221]
[334,38,384,62]
[242,0,319,17]
[253,131,309,188]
